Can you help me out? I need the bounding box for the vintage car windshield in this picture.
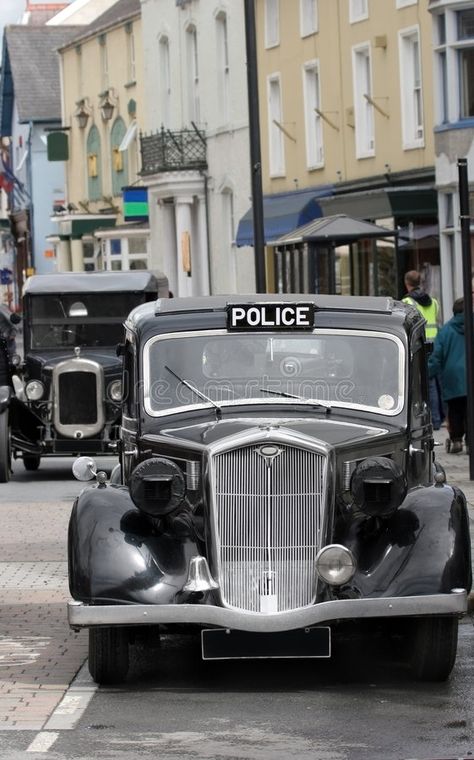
[144,329,405,416]
[29,293,143,349]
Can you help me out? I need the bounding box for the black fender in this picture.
[68,484,200,604]
[342,483,472,599]
[0,386,12,413]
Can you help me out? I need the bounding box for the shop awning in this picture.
[235,185,333,247]
[268,214,397,247]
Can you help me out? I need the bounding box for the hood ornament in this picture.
[255,444,283,466]
[74,346,81,357]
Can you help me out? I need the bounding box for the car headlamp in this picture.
[315,544,356,586]
[108,379,122,402]
[350,456,407,517]
[25,379,45,401]
[130,457,185,517]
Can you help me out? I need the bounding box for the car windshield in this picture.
[28,293,145,349]
[144,330,405,416]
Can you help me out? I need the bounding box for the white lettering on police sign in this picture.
[228,303,314,330]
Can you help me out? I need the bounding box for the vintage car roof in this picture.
[126,294,422,337]
[23,271,167,295]
[153,294,394,315]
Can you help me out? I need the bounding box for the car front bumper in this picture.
[68,589,467,631]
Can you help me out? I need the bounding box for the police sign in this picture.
[227,303,314,331]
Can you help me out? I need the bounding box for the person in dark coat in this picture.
[428,297,467,453]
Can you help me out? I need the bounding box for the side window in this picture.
[123,338,137,418]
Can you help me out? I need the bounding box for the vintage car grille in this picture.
[212,443,327,613]
[52,357,104,438]
[58,372,97,425]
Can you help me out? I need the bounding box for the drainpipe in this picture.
[26,121,34,270]
[199,169,212,294]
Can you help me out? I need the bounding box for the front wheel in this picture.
[88,627,130,685]
[409,616,458,681]
[23,455,41,471]
[0,410,11,482]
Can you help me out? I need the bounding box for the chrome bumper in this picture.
[68,589,467,631]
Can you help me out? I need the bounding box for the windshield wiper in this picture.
[259,387,331,412]
[165,365,222,421]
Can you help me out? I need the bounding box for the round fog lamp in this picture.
[25,379,45,401]
[315,544,356,586]
[108,379,122,402]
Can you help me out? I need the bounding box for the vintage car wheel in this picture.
[0,410,11,483]
[88,627,130,684]
[23,455,41,471]
[410,616,458,681]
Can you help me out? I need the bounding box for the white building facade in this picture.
[429,0,474,318]
[140,0,255,296]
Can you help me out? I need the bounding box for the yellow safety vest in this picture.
[402,296,439,339]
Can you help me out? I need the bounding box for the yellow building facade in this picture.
[53,4,145,272]
[252,0,439,299]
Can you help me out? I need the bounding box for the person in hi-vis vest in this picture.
[402,270,443,429]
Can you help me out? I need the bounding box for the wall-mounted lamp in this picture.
[74,100,91,129]
[99,89,117,121]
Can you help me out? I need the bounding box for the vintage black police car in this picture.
[68,294,471,683]
[0,270,168,481]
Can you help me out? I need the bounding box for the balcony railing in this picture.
[140,126,207,175]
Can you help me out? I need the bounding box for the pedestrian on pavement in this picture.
[428,297,467,454]
[402,270,443,429]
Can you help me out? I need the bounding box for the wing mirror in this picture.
[72,456,107,485]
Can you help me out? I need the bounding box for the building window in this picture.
[300,0,318,37]
[460,47,474,118]
[267,74,285,176]
[265,0,279,48]
[434,7,474,124]
[352,44,374,157]
[127,26,136,82]
[349,0,368,24]
[186,25,200,123]
[110,117,129,197]
[216,12,230,124]
[303,61,324,168]
[103,236,149,271]
[99,35,108,91]
[159,36,171,127]
[86,125,102,201]
[76,46,83,96]
[399,27,424,148]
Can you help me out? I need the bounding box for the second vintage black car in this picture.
[68,294,471,684]
[0,269,168,481]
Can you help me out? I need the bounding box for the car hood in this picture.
[152,413,400,450]
[26,349,121,371]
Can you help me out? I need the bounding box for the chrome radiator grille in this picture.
[212,443,327,613]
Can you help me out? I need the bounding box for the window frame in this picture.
[267,72,286,177]
[265,0,280,48]
[349,0,369,24]
[398,25,425,149]
[216,11,230,124]
[300,0,318,38]
[302,59,324,169]
[352,42,375,158]
[158,35,171,128]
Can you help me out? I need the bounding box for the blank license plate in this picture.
[201,627,331,660]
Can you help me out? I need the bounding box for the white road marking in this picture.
[25,661,96,753]
[26,731,59,753]
[43,661,97,730]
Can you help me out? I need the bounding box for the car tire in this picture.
[88,627,130,685]
[410,616,458,681]
[0,410,11,483]
[23,455,41,471]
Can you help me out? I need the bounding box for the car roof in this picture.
[23,270,167,295]
[154,294,395,315]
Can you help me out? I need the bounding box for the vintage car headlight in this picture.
[316,544,356,586]
[25,379,45,401]
[350,456,407,517]
[108,379,122,402]
[130,457,185,517]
